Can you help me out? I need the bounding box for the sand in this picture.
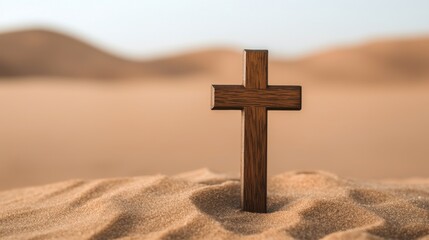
[1,169,428,240]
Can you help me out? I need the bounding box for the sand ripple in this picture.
[0,170,428,239]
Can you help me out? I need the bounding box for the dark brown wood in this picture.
[211,49,302,213]
[244,50,268,89]
[211,85,301,110]
[242,106,267,213]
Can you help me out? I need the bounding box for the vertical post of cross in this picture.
[241,50,268,213]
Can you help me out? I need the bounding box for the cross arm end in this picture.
[211,84,245,110]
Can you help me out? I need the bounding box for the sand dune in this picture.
[280,37,429,85]
[0,29,227,78]
[1,29,429,83]
[0,170,428,239]
[0,29,137,78]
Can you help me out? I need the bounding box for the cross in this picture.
[211,50,301,213]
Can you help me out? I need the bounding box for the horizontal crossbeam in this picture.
[211,85,301,110]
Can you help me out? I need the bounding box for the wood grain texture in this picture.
[211,49,302,213]
[211,85,301,110]
[241,106,267,213]
[244,50,268,89]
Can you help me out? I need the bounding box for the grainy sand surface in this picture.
[1,169,428,240]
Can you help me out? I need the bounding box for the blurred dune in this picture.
[0,29,428,190]
[0,29,139,78]
[1,29,429,83]
[283,37,429,84]
[0,29,231,78]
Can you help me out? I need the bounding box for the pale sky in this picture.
[1,0,428,59]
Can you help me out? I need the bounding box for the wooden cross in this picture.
[211,50,302,213]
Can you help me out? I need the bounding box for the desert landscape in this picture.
[0,29,429,239]
[1,29,429,189]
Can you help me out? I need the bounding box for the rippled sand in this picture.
[1,170,428,239]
